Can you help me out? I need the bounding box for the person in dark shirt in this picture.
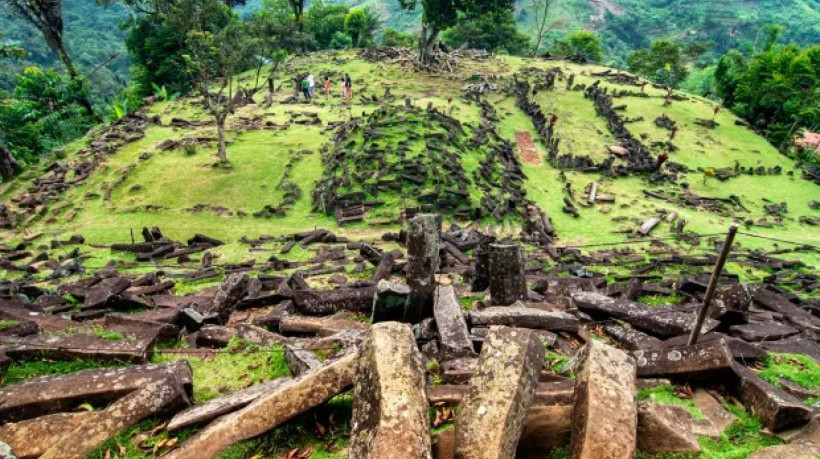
[344,73,352,98]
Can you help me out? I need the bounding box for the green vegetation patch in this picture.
[2,358,128,386]
[637,385,705,420]
[150,337,290,403]
[757,353,820,392]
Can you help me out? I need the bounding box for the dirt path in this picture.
[516,131,542,165]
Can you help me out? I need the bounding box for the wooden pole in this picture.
[688,222,739,345]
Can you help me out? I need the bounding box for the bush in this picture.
[329,31,353,50]
[381,28,416,48]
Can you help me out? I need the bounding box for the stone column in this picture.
[488,244,527,305]
[406,214,441,322]
[471,239,491,292]
[350,322,431,458]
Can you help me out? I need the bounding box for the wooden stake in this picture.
[688,222,739,345]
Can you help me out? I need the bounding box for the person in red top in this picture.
[324,76,331,98]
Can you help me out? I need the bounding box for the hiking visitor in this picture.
[301,75,311,100]
[324,76,331,98]
[307,73,316,96]
[340,78,347,99]
[344,73,352,99]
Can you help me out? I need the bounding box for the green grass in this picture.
[637,385,706,420]
[150,337,290,403]
[699,403,783,459]
[757,353,820,392]
[92,325,126,341]
[0,319,20,329]
[544,349,574,377]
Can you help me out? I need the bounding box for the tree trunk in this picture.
[216,115,228,167]
[418,24,440,65]
[0,142,21,180]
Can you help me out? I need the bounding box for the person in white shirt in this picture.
[307,73,316,96]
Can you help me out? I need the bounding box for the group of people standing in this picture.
[297,72,353,101]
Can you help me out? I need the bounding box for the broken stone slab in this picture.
[469,304,579,332]
[730,362,812,432]
[3,332,156,364]
[39,372,190,459]
[284,345,322,376]
[754,289,820,331]
[517,405,573,458]
[638,217,661,236]
[196,273,249,324]
[488,244,527,305]
[104,314,180,342]
[471,240,491,292]
[82,276,131,310]
[636,401,700,453]
[197,324,293,348]
[659,332,767,361]
[454,327,544,458]
[693,388,736,434]
[165,351,358,459]
[570,340,637,459]
[604,324,663,350]
[433,286,475,360]
[0,360,192,423]
[371,251,396,282]
[0,411,98,459]
[370,280,411,323]
[729,322,800,341]
[278,312,368,336]
[167,378,292,432]
[572,291,718,338]
[291,286,376,316]
[406,214,441,322]
[633,339,734,379]
[350,322,431,458]
[747,443,820,459]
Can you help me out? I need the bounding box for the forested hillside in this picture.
[2,0,818,102]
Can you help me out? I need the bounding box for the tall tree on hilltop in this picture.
[530,0,557,55]
[181,3,253,168]
[1,0,97,118]
[397,0,513,63]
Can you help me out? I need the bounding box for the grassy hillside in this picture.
[1,51,818,275]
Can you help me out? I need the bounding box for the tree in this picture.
[627,40,709,88]
[249,0,315,53]
[182,4,252,167]
[714,43,819,148]
[530,0,556,55]
[551,30,604,62]
[441,8,530,55]
[1,0,97,117]
[0,32,25,60]
[382,28,416,48]
[344,7,380,48]
[397,0,514,63]
[305,1,349,49]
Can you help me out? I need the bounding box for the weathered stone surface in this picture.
[196,324,292,348]
[517,405,573,458]
[433,286,475,360]
[370,280,411,323]
[636,401,700,453]
[39,372,190,459]
[0,361,192,423]
[167,378,292,431]
[729,322,800,341]
[570,340,637,459]
[488,244,527,305]
[432,428,455,459]
[350,322,431,458]
[469,304,579,332]
[693,388,736,434]
[197,273,249,324]
[730,362,812,432]
[291,287,376,316]
[788,415,820,446]
[604,324,663,350]
[278,312,368,336]
[3,332,156,363]
[454,327,544,458]
[573,292,718,338]
[633,339,735,378]
[406,214,441,322]
[471,240,491,292]
[104,313,180,342]
[82,276,131,310]
[747,442,820,459]
[284,345,322,376]
[0,411,98,459]
[753,289,820,331]
[166,352,358,459]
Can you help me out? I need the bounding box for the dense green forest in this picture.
[2,0,819,102]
